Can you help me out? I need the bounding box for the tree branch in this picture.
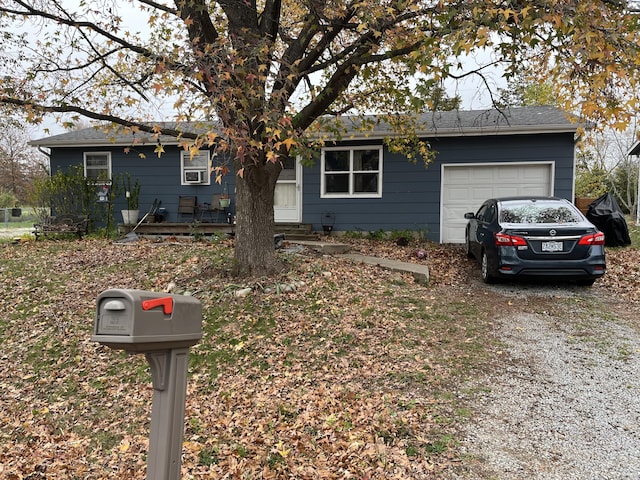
[175,0,219,45]
[2,96,198,140]
[270,3,353,110]
[139,0,177,15]
[260,0,282,40]
[3,1,185,71]
[290,4,434,128]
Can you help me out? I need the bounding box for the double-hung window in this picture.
[321,147,382,198]
[181,150,211,185]
[84,152,111,183]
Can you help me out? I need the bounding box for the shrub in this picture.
[29,166,106,230]
[0,188,18,209]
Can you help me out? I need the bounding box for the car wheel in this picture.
[465,230,474,258]
[481,250,497,284]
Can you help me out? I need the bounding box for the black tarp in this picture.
[586,193,632,247]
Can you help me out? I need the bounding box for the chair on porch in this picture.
[199,194,226,223]
[178,195,197,221]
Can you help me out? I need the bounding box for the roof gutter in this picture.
[28,138,184,148]
[628,140,640,156]
[333,124,578,142]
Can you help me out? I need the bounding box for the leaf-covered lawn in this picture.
[1,236,638,478]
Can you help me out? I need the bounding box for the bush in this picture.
[0,189,18,209]
[29,166,108,230]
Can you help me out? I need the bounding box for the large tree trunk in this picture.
[233,160,283,276]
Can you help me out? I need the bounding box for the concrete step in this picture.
[275,223,317,240]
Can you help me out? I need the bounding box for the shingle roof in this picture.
[29,121,219,148]
[342,106,578,139]
[29,106,577,148]
[427,105,575,130]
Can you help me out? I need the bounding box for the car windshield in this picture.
[498,201,582,224]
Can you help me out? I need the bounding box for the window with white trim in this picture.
[83,152,111,182]
[181,150,211,185]
[321,147,382,198]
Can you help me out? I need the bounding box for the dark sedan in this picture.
[464,197,606,286]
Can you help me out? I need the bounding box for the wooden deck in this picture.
[118,222,233,236]
[118,222,316,239]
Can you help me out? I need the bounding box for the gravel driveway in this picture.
[451,282,640,479]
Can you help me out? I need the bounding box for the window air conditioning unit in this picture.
[184,170,206,184]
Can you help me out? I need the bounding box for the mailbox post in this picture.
[91,289,203,480]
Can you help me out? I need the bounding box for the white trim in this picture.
[631,145,640,226]
[180,150,211,185]
[571,145,577,207]
[294,158,303,222]
[320,146,383,198]
[439,161,555,243]
[30,124,574,148]
[335,124,577,142]
[274,157,303,223]
[83,151,112,181]
[628,140,640,156]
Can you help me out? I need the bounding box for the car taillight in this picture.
[494,232,527,247]
[578,232,605,246]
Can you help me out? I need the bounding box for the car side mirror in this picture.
[464,212,475,219]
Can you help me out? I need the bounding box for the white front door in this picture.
[274,157,301,223]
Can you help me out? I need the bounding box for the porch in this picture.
[117,222,317,239]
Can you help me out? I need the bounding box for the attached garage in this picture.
[440,162,554,243]
[299,106,578,241]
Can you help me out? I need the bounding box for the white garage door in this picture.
[441,163,553,243]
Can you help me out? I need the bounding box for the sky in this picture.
[39,61,506,138]
[30,1,506,138]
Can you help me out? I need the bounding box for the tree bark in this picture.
[233,160,283,276]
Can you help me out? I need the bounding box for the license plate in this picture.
[542,241,563,252]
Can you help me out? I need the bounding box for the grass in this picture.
[0,219,34,228]
[625,215,640,245]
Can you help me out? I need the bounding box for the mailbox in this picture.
[92,289,202,352]
[92,288,203,479]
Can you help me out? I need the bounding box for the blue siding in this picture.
[301,133,575,241]
[50,145,236,222]
[49,131,575,240]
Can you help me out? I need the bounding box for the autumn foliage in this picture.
[0,238,476,478]
[2,1,640,275]
[1,233,639,478]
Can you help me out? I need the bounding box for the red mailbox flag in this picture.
[142,297,174,315]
